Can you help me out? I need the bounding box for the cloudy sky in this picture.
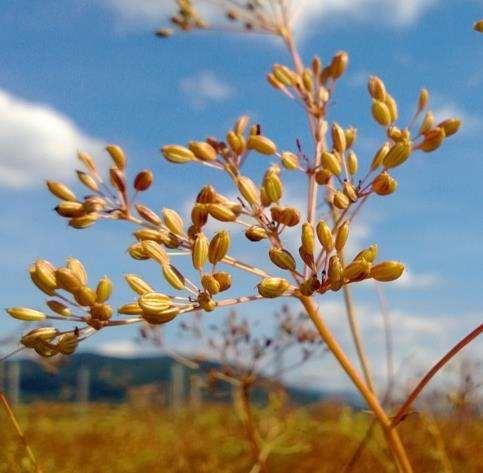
[1,1,482,394]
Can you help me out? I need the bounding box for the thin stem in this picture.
[341,280,376,393]
[297,295,413,473]
[0,392,42,473]
[392,323,483,426]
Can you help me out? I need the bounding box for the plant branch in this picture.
[392,323,483,426]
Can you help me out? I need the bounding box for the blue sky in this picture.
[1,1,482,391]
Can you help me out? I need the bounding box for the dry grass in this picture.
[0,402,481,473]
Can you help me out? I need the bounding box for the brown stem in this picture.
[0,392,42,473]
[234,381,268,473]
[392,323,483,426]
[297,295,413,473]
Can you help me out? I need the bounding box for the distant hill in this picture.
[0,353,362,406]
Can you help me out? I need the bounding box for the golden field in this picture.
[1,401,482,473]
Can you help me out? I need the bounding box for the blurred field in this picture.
[1,401,482,473]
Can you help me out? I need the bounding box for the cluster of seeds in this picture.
[7,258,115,356]
[48,145,153,229]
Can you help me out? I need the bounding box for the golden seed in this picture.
[271,206,300,227]
[143,307,179,325]
[46,300,71,317]
[21,327,58,348]
[316,220,333,251]
[197,292,216,312]
[328,255,343,291]
[263,171,283,203]
[418,88,429,111]
[301,222,315,255]
[196,185,216,204]
[69,213,99,229]
[192,232,209,270]
[247,135,277,155]
[6,307,46,322]
[372,171,398,196]
[368,76,386,101]
[209,230,230,264]
[272,64,298,86]
[188,141,218,161]
[344,259,372,282]
[371,261,405,282]
[474,20,483,32]
[226,131,245,155]
[437,118,461,137]
[128,242,149,260]
[237,175,260,206]
[384,94,398,122]
[55,267,82,292]
[118,302,143,315]
[234,115,250,135]
[162,208,185,235]
[383,140,412,169]
[321,151,342,176]
[134,170,154,191]
[106,144,126,170]
[245,225,267,242]
[267,72,284,90]
[371,99,392,126]
[162,264,185,290]
[57,333,78,355]
[162,144,195,164]
[354,244,378,263]
[201,274,221,295]
[76,171,99,192]
[333,191,350,209]
[142,240,169,265]
[331,123,346,153]
[346,150,358,175]
[329,51,348,79]
[281,151,299,170]
[345,127,357,148]
[33,260,57,294]
[66,258,88,285]
[370,142,391,171]
[73,286,97,306]
[125,274,154,295]
[419,111,434,135]
[55,201,84,218]
[46,181,76,201]
[269,247,296,271]
[207,203,237,222]
[315,169,332,185]
[77,151,98,174]
[335,221,349,252]
[343,182,358,203]
[213,271,232,292]
[134,227,163,242]
[257,277,290,298]
[138,292,172,314]
[135,204,161,226]
[109,167,126,193]
[96,276,113,303]
[420,127,445,152]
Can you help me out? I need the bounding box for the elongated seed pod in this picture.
[209,231,230,265]
[192,233,209,270]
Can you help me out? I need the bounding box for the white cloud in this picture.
[0,88,104,189]
[179,70,234,110]
[102,0,437,33]
[394,268,442,289]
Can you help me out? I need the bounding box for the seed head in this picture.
[46,181,77,202]
[162,208,185,236]
[213,271,232,292]
[383,140,412,169]
[281,151,299,170]
[335,221,349,252]
[162,264,185,290]
[125,274,154,295]
[321,151,342,176]
[316,220,333,251]
[343,259,372,282]
[371,99,392,127]
[237,175,261,206]
[245,225,267,242]
[96,276,113,303]
[192,232,209,270]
